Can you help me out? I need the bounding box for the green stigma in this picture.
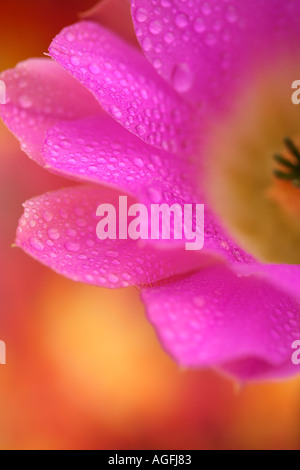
[274,138,300,187]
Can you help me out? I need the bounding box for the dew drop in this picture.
[43,211,54,222]
[29,237,44,252]
[202,2,212,15]
[153,58,162,70]
[136,123,147,137]
[133,157,145,168]
[226,6,238,23]
[67,228,77,237]
[194,17,206,33]
[142,37,152,52]
[108,273,119,284]
[89,63,101,74]
[171,63,194,93]
[88,166,98,173]
[65,241,80,253]
[70,56,80,66]
[149,20,163,35]
[164,31,175,44]
[111,105,123,119]
[135,7,148,23]
[66,32,75,42]
[48,227,61,241]
[19,95,32,109]
[175,12,189,29]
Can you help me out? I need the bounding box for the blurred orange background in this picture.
[0,0,300,450]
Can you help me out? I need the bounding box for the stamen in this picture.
[284,138,300,162]
[273,138,300,188]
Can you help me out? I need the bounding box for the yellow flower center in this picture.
[205,61,300,264]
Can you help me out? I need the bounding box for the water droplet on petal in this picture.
[171,63,194,93]
[142,37,152,51]
[136,123,147,137]
[108,273,119,284]
[29,237,44,252]
[133,157,145,168]
[70,56,80,66]
[164,32,175,44]
[43,211,54,222]
[66,32,75,42]
[202,2,212,15]
[65,241,80,253]
[175,12,189,29]
[194,17,206,33]
[226,6,238,23]
[149,20,163,35]
[135,7,148,23]
[48,228,61,241]
[19,95,32,109]
[89,63,101,74]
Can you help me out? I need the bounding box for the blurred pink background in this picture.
[0,0,300,450]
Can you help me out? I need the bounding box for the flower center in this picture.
[267,137,300,217]
[205,61,300,264]
[274,138,300,188]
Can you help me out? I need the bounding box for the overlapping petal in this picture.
[0,17,257,268]
[41,113,253,264]
[237,263,300,302]
[131,1,300,108]
[0,59,99,164]
[42,114,194,202]
[131,0,261,107]
[142,265,300,381]
[16,185,214,288]
[49,21,195,153]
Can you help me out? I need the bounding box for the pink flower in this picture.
[1,0,300,381]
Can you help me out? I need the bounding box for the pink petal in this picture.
[258,1,300,56]
[0,58,99,165]
[42,113,252,263]
[131,1,300,107]
[131,0,259,106]
[16,185,213,288]
[42,114,195,202]
[204,208,254,265]
[141,265,300,381]
[49,21,194,153]
[237,263,300,302]
[0,58,251,266]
